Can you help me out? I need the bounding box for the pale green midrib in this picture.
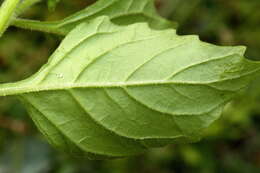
[0,68,257,97]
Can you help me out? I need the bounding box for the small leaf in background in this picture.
[47,0,61,11]
[0,16,259,158]
[12,0,177,35]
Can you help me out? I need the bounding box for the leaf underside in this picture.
[12,0,177,35]
[1,16,260,159]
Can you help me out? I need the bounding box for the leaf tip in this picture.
[237,45,247,56]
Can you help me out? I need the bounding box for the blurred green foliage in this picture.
[0,0,260,172]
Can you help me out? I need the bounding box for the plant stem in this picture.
[0,0,20,37]
[12,18,65,35]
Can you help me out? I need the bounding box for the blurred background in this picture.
[0,0,260,172]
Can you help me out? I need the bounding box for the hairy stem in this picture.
[0,0,20,36]
[12,18,65,35]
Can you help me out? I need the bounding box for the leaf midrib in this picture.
[0,68,256,97]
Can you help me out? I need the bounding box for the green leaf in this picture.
[11,0,177,35]
[1,16,259,158]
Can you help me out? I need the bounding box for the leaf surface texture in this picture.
[1,17,259,158]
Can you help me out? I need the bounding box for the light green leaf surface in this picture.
[11,0,176,35]
[1,17,259,158]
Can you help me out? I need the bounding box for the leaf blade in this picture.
[1,16,260,157]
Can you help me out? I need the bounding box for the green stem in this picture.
[0,0,21,36]
[12,18,66,35]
